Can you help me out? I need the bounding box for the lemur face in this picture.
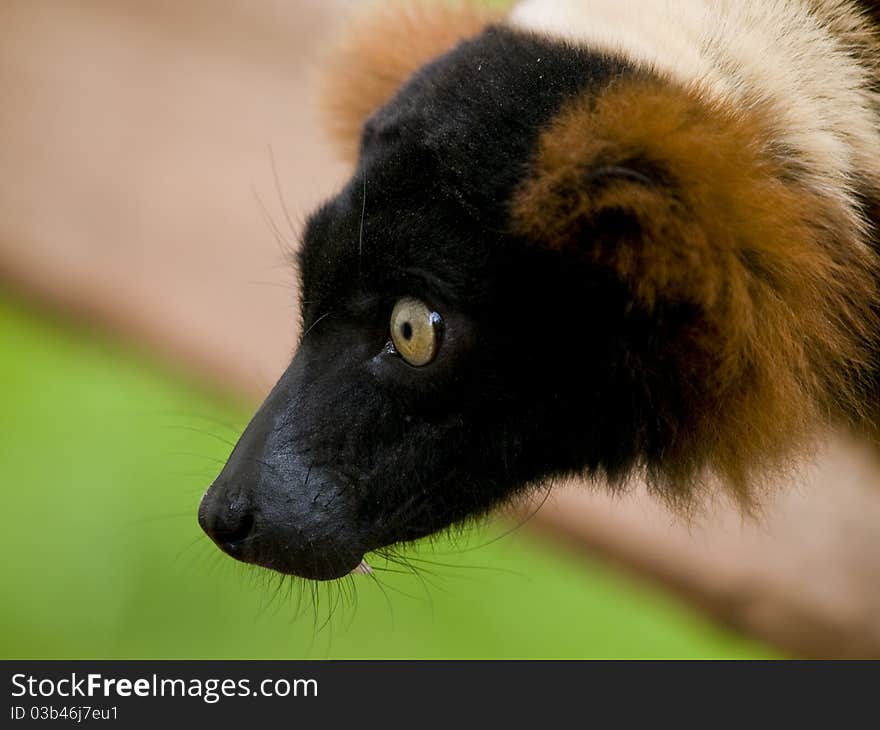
[199,29,639,579]
[198,7,879,579]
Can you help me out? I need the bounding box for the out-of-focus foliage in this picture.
[0,296,771,658]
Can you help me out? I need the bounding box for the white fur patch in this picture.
[508,0,880,236]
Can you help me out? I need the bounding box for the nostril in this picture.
[215,512,254,550]
[199,488,256,552]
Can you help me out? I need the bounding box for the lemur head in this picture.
[199,1,877,579]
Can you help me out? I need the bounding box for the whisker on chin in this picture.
[268,144,306,245]
[299,310,333,341]
[252,185,297,263]
[358,171,367,278]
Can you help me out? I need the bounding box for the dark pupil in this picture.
[401,321,413,340]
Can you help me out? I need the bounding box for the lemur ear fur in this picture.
[319,0,505,161]
[514,77,879,503]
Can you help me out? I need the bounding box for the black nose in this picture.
[198,476,367,580]
[198,486,254,555]
[196,357,371,581]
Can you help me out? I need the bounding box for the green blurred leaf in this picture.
[0,295,772,658]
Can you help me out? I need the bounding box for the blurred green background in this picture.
[0,294,771,658]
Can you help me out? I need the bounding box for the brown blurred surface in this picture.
[2,0,880,657]
[0,0,352,395]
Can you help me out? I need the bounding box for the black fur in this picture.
[197,28,685,579]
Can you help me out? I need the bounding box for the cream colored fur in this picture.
[508,0,880,242]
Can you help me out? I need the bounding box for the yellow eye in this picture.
[390,297,441,367]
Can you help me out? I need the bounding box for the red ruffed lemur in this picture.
[199,1,880,579]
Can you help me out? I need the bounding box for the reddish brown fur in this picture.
[319,2,880,504]
[319,0,504,161]
[513,78,880,504]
